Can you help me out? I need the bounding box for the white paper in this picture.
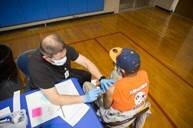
[55,79,89,127]
[0,107,11,117]
[25,79,89,127]
[25,91,61,128]
[13,90,20,112]
[55,79,79,95]
[59,103,89,126]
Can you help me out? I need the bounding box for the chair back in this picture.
[104,103,150,128]
[16,49,36,78]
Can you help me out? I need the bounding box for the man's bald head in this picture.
[40,34,66,57]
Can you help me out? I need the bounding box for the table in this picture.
[0,78,103,128]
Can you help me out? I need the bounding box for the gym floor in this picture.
[0,7,192,128]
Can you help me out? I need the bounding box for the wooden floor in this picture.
[0,7,193,128]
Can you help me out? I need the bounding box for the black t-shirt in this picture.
[28,45,79,89]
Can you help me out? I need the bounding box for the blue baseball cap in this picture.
[109,47,140,73]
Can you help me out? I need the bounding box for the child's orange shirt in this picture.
[112,70,149,112]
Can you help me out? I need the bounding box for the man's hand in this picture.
[83,87,102,103]
[100,79,115,92]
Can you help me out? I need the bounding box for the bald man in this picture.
[28,34,114,105]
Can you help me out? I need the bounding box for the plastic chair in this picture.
[16,49,36,90]
[103,102,151,128]
[104,106,150,128]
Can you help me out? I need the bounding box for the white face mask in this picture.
[51,56,67,66]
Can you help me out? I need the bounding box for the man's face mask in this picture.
[51,56,67,66]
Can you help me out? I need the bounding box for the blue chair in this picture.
[16,49,36,90]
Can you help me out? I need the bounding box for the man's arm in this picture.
[103,86,115,108]
[75,54,115,91]
[74,54,103,79]
[41,86,102,106]
[41,87,84,106]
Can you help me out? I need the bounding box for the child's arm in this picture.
[103,86,115,109]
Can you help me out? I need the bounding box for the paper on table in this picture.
[25,79,89,127]
[25,91,61,128]
[58,99,89,126]
[55,79,89,127]
[0,107,11,117]
[13,90,20,112]
[58,103,89,127]
[55,79,79,95]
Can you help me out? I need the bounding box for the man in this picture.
[28,34,114,105]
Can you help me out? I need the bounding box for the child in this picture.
[84,47,151,128]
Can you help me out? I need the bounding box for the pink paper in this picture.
[32,107,42,118]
